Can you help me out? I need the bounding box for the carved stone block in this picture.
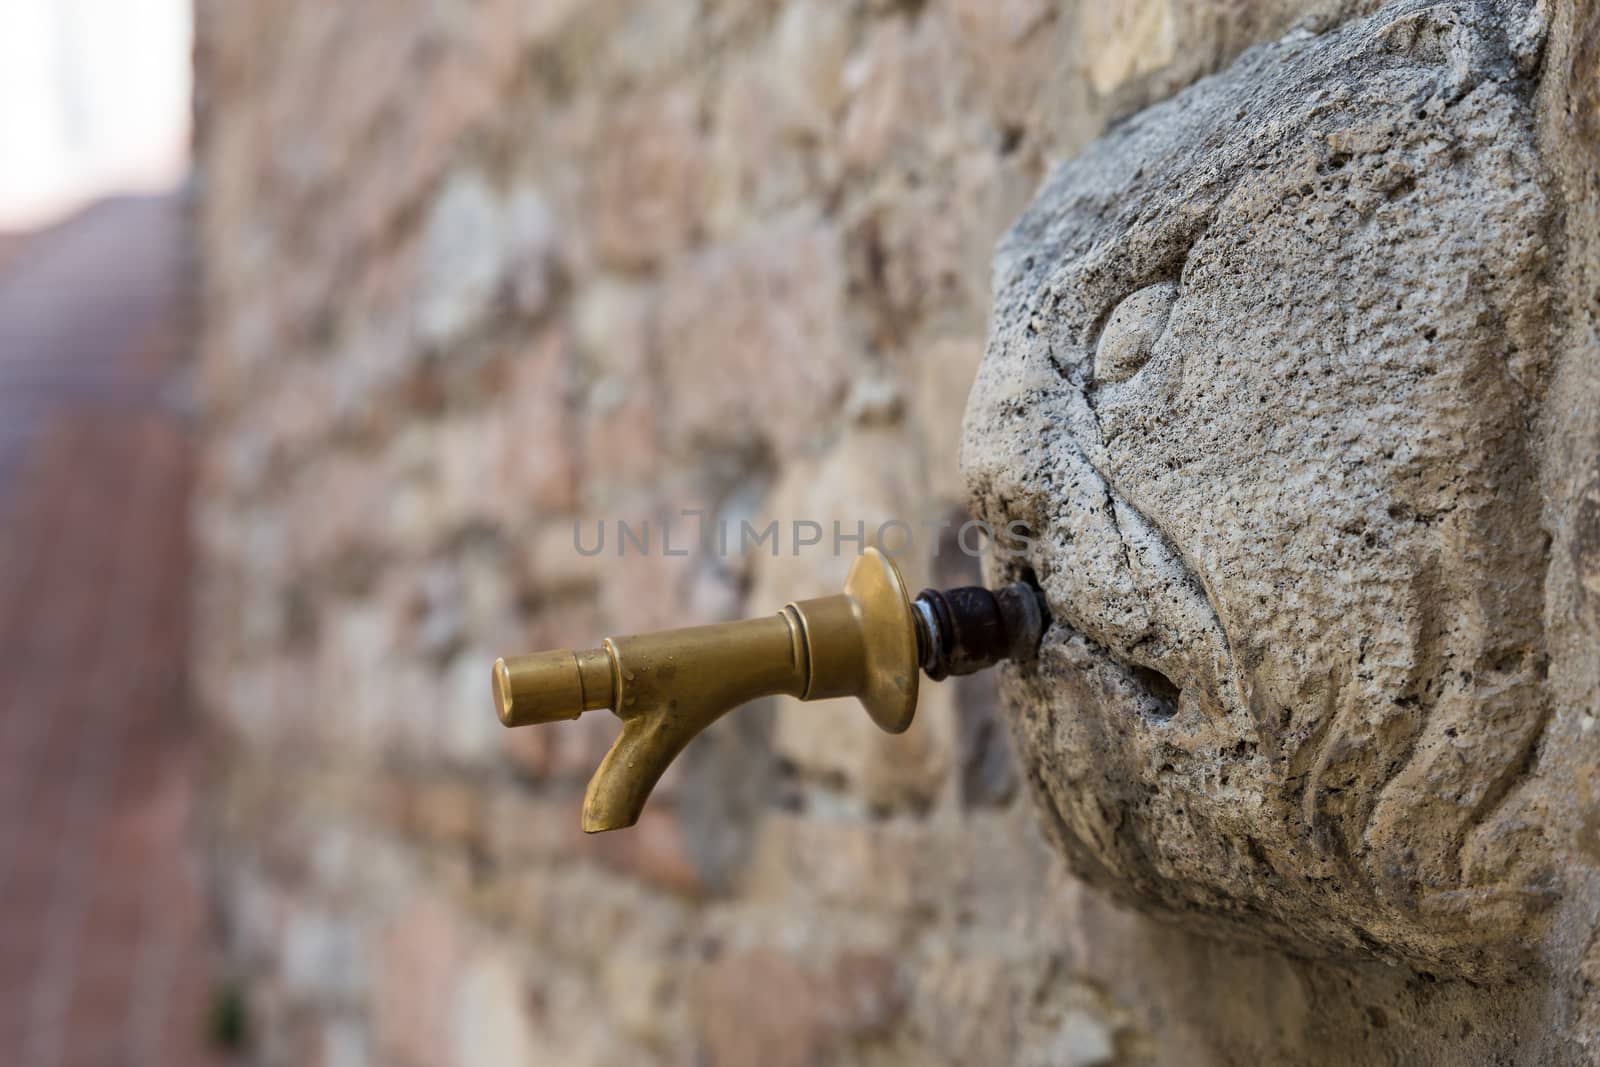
[965,0,1560,976]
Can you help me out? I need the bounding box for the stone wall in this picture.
[192,1,1600,1065]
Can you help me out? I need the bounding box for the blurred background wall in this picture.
[185,2,1572,1065]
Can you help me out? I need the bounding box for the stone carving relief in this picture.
[964,0,1562,976]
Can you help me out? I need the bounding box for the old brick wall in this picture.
[191,2,1596,1065]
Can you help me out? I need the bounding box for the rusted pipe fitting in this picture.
[912,582,1047,681]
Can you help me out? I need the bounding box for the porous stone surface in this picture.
[968,0,1562,976]
[968,0,1600,1016]
[192,0,1599,1063]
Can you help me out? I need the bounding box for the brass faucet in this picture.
[492,547,1045,832]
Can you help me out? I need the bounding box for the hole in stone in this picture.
[1131,665,1180,721]
[1485,646,1527,674]
[1013,564,1049,621]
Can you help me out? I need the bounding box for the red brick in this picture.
[0,197,220,1067]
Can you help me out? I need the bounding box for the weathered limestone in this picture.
[966,0,1600,1011]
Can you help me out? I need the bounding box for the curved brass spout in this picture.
[493,547,1046,832]
[571,611,814,832]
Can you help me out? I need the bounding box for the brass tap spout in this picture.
[493,547,1046,833]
